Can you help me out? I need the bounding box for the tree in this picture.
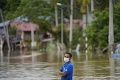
[4,0,55,36]
[4,0,21,20]
[0,0,11,50]
[0,0,7,22]
[94,0,109,11]
[0,0,7,10]
[8,27,16,35]
[75,0,90,14]
[86,8,109,50]
[85,3,120,51]
[50,0,57,8]
[5,0,52,21]
[113,3,120,42]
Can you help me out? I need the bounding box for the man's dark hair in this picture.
[65,53,72,58]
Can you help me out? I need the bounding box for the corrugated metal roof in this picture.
[10,21,39,31]
[0,21,10,27]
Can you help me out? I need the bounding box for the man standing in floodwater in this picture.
[59,53,74,80]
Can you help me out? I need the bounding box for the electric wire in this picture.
[94,0,104,4]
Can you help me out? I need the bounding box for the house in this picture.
[10,21,39,40]
[64,19,83,30]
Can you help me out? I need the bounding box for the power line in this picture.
[94,0,104,4]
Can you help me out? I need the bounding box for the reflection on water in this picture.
[0,50,120,80]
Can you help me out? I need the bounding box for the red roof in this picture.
[10,21,39,31]
[64,19,83,30]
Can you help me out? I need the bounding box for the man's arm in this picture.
[59,71,66,76]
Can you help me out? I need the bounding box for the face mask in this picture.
[64,57,69,62]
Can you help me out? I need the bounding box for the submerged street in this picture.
[0,50,120,80]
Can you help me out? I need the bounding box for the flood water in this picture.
[0,49,120,80]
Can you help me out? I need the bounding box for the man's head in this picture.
[64,53,72,63]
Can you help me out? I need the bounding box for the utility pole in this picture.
[91,0,94,12]
[31,23,36,49]
[55,6,58,27]
[109,0,114,53]
[69,0,73,52]
[61,7,63,45]
[56,3,64,46]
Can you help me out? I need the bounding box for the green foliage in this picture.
[86,3,120,50]
[37,20,53,34]
[0,0,7,22]
[51,0,83,19]
[72,24,83,48]
[114,3,120,42]
[86,8,109,50]
[51,24,64,43]
[52,24,84,50]
[94,0,109,11]
[50,0,57,8]
[0,0,7,9]
[5,0,53,21]
[3,0,20,20]
[8,27,16,35]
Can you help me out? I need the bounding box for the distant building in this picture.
[10,21,39,40]
[64,19,83,30]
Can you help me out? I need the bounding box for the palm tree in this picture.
[75,0,90,14]
[50,0,57,8]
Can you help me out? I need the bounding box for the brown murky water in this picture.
[0,50,120,80]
